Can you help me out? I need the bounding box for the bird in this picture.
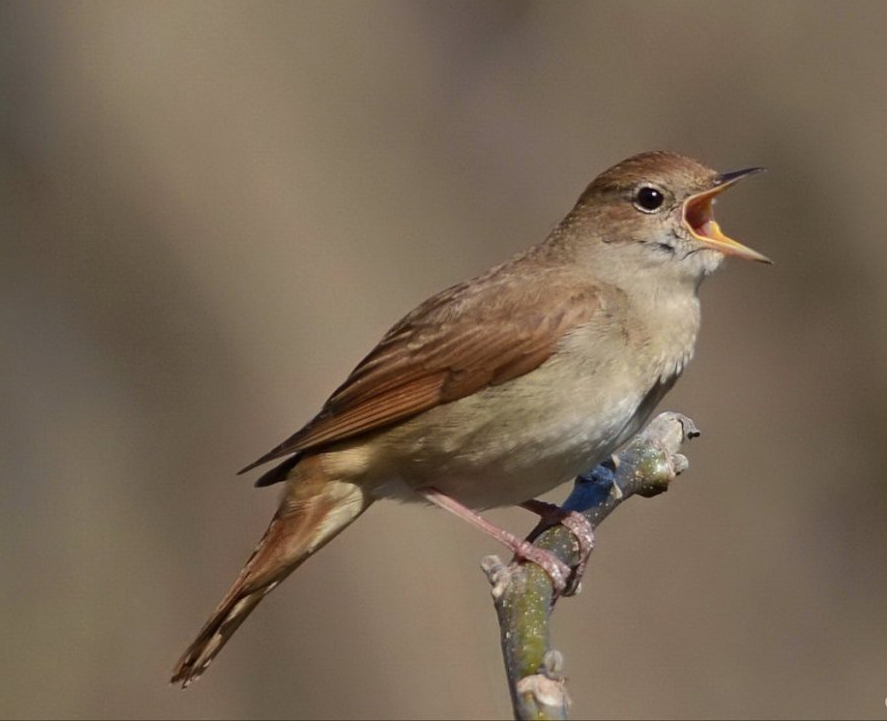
[171,150,769,687]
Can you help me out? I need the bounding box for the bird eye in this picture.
[633,185,665,213]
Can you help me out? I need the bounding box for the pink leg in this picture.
[520,500,595,596]
[420,488,571,594]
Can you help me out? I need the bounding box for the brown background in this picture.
[2,2,885,719]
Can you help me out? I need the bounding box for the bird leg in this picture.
[420,488,572,595]
[520,499,595,596]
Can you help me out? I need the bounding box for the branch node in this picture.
[515,672,571,716]
[672,452,689,475]
[542,649,565,679]
[481,554,512,600]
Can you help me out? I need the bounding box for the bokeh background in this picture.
[2,2,886,719]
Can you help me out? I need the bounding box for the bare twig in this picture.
[482,412,699,720]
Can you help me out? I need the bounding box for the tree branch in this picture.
[481,412,700,720]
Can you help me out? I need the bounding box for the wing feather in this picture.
[240,267,600,475]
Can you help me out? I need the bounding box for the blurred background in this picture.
[1,2,885,719]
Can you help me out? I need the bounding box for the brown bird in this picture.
[172,150,769,686]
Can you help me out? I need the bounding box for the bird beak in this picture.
[682,167,772,264]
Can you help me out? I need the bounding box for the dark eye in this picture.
[634,185,665,213]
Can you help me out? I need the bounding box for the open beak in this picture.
[683,167,772,264]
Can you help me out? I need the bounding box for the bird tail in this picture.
[171,456,371,687]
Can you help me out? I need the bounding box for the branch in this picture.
[481,412,700,720]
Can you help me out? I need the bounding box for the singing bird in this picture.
[172,150,769,686]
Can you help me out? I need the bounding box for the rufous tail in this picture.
[171,457,371,687]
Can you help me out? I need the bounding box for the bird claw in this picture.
[556,510,594,596]
[519,501,595,597]
[511,540,573,594]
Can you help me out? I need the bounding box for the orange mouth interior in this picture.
[684,194,721,241]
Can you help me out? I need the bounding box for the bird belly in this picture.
[354,351,667,509]
[380,405,636,509]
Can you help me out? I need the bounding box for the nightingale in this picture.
[172,150,769,687]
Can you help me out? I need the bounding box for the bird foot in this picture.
[508,537,573,595]
[421,488,581,597]
[521,500,595,596]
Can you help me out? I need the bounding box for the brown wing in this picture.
[240,265,600,475]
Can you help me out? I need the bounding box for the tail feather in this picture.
[171,459,370,687]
